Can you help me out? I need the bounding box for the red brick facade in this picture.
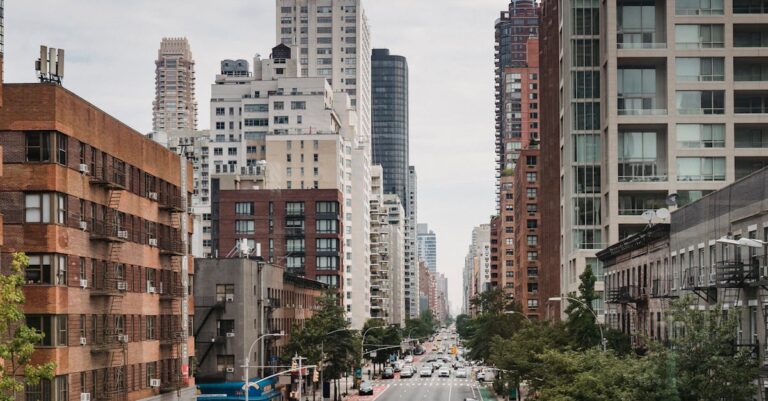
[0,84,195,401]
[513,147,544,318]
[212,185,345,290]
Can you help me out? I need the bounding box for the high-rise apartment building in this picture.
[0,83,195,401]
[383,194,406,327]
[464,224,491,316]
[545,0,768,318]
[153,38,197,132]
[417,223,437,272]
[276,0,372,141]
[406,165,419,318]
[371,48,409,208]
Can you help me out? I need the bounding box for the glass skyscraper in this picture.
[371,48,409,212]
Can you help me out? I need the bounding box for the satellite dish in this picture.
[656,208,670,220]
[666,194,679,207]
[641,210,655,222]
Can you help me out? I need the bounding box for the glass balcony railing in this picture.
[618,108,668,116]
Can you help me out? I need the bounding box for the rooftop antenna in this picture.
[35,45,64,85]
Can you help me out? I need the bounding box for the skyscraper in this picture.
[372,48,409,209]
[275,0,372,141]
[406,165,419,318]
[153,38,197,132]
[541,0,768,319]
[417,223,437,272]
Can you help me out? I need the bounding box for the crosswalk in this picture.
[370,378,477,387]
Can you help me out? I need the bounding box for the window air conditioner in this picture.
[149,238,158,247]
[117,281,128,291]
[118,334,129,343]
[226,367,235,373]
[80,279,88,288]
[226,332,236,338]
[148,286,157,294]
[117,230,129,239]
[79,221,88,231]
[225,294,234,302]
[79,164,90,174]
[147,192,158,201]
[80,337,87,346]
[80,393,91,401]
[150,379,161,388]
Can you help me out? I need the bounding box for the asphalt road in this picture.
[347,335,485,401]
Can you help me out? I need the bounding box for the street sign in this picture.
[354,368,362,379]
[270,355,278,363]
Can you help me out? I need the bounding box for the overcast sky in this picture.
[6,0,501,315]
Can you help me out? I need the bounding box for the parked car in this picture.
[413,347,426,355]
[404,355,414,363]
[382,367,395,379]
[359,381,374,396]
[420,366,433,377]
[393,362,402,372]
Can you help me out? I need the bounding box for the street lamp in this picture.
[504,310,532,322]
[244,332,285,401]
[548,296,606,352]
[320,328,354,401]
[361,325,388,380]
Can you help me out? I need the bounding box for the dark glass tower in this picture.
[371,48,409,212]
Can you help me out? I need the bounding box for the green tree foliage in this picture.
[455,314,473,339]
[283,291,360,382]
[404,310,438,340]
[461,289,525,362]
[362,319,401,371]
[0,253,56,401]
[564,264,602,350]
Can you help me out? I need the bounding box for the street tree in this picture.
[0,253,56,401]
[362,319,401,375]
[564,264,602,350]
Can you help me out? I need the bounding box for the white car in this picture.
[439,368,451,378]
[404,355,414,363]
[455,368,467,378]
[420,367,433,377]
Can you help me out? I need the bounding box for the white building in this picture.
[153,37,197,132]
[383,193,406,327]
[406,165,419,318]
[417,223,437,272]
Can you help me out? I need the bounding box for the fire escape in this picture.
[88,162,128,401]
[158,190,187,394]
[606,284,649,347]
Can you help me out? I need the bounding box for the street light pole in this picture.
[549,296,606,351]
[244,332,285,401]
[320,328,354,401]
[361,325,387,380]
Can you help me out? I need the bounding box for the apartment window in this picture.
[676,0,724,14]
[527,204,538,213]
[618,131,662,182]
[25,193,66,224]
[273,101,284,110]
[235,220,255,234]
[317,256,339,270]
[244,118,269,127]
[617,67,658,113]
[573,134,600,163]
[573,102,600,130]
[244,104,269,113]
[213,148,223,156]
[317,219,338,233]
[572,39,600,66]
[25,132,52,162]
[527,188,537,198]
[274,116,289,124]
[317,238,339,252]
[286,239,305,252]
[526,156,537,166]
[573,197,601,226]
[215,107,225,116]
[215,122,225,130]
[676,90,725,114]
[676,57,724,81]
[677,157,726,181]
[676,124,725,148]
[26,315,67,346]
[26,254,67,285]
[527,251,538,261]
[316,201,339,214]
[617,1,657,46]
[676,24,724,48]
[286,202,305,216]
[217,320,235,337]
[235,202,254,215]
[146,315,156,340]
[228,148,237,156]
[25,376,68,401]
[526,172,537,182]
[527,220,538,229]
[291,101,307,110]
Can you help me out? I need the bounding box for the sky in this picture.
[5,0,502,315]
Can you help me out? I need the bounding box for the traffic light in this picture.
[313,370,319,383]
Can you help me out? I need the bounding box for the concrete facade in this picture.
[0,83,195,401]
[383,194,406,327]
[153,38,197,132]
[416,223,437,273]
[193,258,324,382]
[405,165,419,319]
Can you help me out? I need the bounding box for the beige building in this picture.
[553,0,768,318]
[153,38,197,132]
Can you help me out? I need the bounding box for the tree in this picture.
[455,314,472,339]
[362,319,401,375]
[0,253,56,401]
[564,264,602,350]
[404,310,438,340]
[665,297,758,401]
[283,291,359,401]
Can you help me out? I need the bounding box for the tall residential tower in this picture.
[153,38,197,132]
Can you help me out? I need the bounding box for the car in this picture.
[400,367,415,378]
[413,347,425,355]
[455,368,468,378]
[464,398,478,401]
[432,361,442,370]
[359,381,374,396]
[382,367,395,379]
[404,355,414,363]
[393,362,402,372]
[439,368,451,378]
[476,371,486,382]
[420,367,433,377]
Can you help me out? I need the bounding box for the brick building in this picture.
[212,180,345,290]
[0,83,195,401]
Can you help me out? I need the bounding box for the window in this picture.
[527,220,538,229]
[316,201,338,214]
[527,251,538,261]
[217,320,235,337]
[215,284,235,302]
[273,101,284,110]
[244,104,269,113]
[215,122,225,130]
[617,67,658,113]
[676,90,725,114]
[235,202,254,215]
[675,24,724,48]
[291,101,307,110]
[286,239,305,252]
[235,220,255,234]
[526,156,537,166]
[676,124,725,148]
[217,355,236,372]
[527,204,538,213]
[676,57,724,81]
[677,157,726,181]
[146,315,156,340]
[244,118,269,127]
[527,188,537,198]
[317,219,338,233]
[26,315,67,346]
[25,254,67,285]
[25,376,68,401]
[317,256,339,270]
[286,202,305,216]
[25,193,66,224]
[676,0,724,14]
[526,172,537,182]
[618,131,661,181]
[146,362,157,387]
[617,1,657,46]
[317,238,338,252]
[527,236,538,246]
[25,132,52,162]
[274,116,289,124]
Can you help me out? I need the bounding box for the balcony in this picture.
[90,220,128,243]
[618,159,668,182]
[735,93,768,114]
[159,193,186,212]
[159,229,185,255]
[284,227,305,237]
[734,25,768,47]
[606,285,648,304]
[618,191,668,215]
[734,58,768,82]
[736,157,768,180]
[617,1,667,50]
[715,260,759,287]
[735,125,768,148]
[89,166,127,189]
